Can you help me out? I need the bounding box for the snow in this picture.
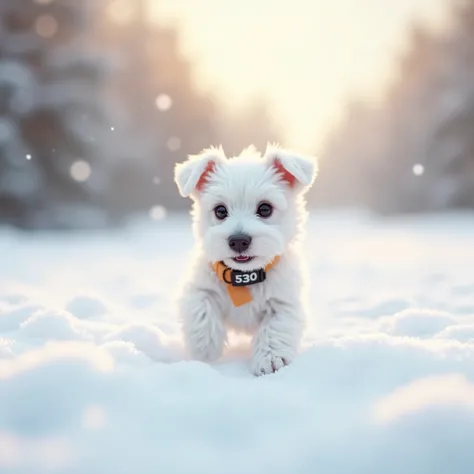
[65,296,108,319]
[379,308,458,338]
[1,211,474,474]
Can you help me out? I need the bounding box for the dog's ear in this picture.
[264,143,317,191]
[174,147,226,198]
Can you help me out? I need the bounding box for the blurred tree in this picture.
[423,0,474,210]
[314,2,474,215]
[0,0,137,229]
[0,0,283,227]
[95,0,219,211]
[308,99,387,210]
[371,24,442,214]
[96,0,284,211]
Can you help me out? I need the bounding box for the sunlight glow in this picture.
[150,0,447,152]
[373,374,474,424]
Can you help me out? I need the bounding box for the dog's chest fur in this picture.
[186,250,303,334]
[224,282,271,333]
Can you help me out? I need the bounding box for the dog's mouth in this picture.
[232,255,254,263]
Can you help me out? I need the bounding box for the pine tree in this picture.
[0,0,132,229]
[425,0,474,209]
[307,99,386,210]
[95,1,220,212]
[313,12,474,215]
[97,1,285,211]
[373,24,442,213]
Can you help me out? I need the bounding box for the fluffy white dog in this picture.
[174,144,317,375]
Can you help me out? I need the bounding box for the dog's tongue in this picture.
[235,256,250,262]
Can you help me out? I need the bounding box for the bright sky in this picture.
[149,0,447,153]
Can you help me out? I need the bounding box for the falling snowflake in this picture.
[149,205,167,221]
[110,126,115,131]
[70,161,91,182]
[155,94,172,111]
[35,14,58,38]
[167,136,181,152]
[26,154,32,160]
[412,164,424,176]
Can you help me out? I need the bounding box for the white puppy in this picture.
[174,144,317,375]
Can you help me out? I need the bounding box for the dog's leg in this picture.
[250,300,304,376]
[180,291,226,363]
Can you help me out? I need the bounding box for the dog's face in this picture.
[174,144,317,271]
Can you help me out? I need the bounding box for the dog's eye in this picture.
[256,202,273,218]
[214,205,228,220]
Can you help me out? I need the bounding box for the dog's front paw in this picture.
[250,352,293,376]
[182,297,226,363]
[187,330,224,363]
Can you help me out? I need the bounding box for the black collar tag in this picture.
[229,268,266,287]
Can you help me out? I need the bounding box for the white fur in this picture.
[174,143,317,375]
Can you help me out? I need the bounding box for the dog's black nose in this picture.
[228,234,252,253]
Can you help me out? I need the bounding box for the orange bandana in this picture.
[212,257,280,307]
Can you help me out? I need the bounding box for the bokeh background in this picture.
[0,0,472,230]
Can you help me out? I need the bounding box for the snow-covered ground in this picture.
[1,210,474,474]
